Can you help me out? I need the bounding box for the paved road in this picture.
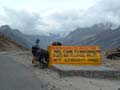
[0,54,48,90]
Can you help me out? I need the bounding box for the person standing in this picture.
[32,38,40,64]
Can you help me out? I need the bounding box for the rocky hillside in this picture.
[0,33,27,51]
[81,27,120,50]
[62,24,120,50]
[0,25,33,48]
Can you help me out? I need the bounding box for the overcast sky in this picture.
[0,0,98,12]
[0,0,120,35]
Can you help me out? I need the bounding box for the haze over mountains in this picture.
[0,24,120,51]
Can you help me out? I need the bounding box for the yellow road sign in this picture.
[48,46,102,67]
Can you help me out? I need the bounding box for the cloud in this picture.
[88,0,120,26]
[40,0,120,35]
[47,0,120,31]
[1,0,120,35]
[0,7,45,34]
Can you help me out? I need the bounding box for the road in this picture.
[0,54,48,90]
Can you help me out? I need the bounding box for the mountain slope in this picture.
[62,24,120,50]
[0,33,27,51]
[0,25,33,48]
[0,25,59,49]
[62,24,107,45]
[81,27,120,49]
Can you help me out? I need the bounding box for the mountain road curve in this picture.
[0,54,48,90]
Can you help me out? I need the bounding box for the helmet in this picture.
[52,41,62,46]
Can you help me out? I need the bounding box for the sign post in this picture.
[48,46,102,67]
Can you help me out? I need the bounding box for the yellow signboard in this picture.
[48,46,102,67]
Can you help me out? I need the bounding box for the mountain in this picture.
[0,25,59,49]
[0,25,33,48]
[81,27,120,50]
[62,24,107,45]
[1,24,118,51]
[62,24,120,50]
[0,32,27,51]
